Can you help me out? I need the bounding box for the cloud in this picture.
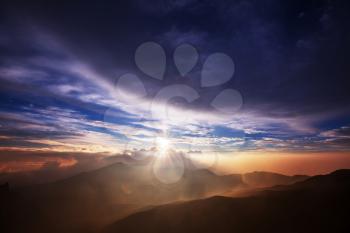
[320,126,350,138]
[0,66,48,83]
[0,107,127,153]
[0,1,349,156]
[0,150,130,185]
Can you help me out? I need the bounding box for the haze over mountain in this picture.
[3,158,310,233]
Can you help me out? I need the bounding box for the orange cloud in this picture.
[0,155,77,173]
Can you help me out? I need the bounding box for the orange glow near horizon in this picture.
[214,151,350,176]
[1,149,350,176]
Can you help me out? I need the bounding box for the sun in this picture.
[156,137,170,153]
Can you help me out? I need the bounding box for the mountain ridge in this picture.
[104,169,350,233]
[4,159,316,233]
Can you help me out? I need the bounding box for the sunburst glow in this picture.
[156,137,171,154]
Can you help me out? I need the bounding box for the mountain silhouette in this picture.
[3,158,314,233]
[104,169,350,233]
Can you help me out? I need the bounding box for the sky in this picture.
[1,0,350,182]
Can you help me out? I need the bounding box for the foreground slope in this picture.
[105,169,350,233]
